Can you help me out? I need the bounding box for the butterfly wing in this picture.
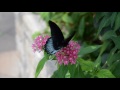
[45,20,64,55]
[45,37,59,55]
[49,20,64,49]
[63,31,76,47]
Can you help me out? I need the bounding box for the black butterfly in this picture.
[45,20,76,55]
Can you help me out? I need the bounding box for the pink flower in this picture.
[55,41,80,65]
[32,35,50,52]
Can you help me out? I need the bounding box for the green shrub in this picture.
[34,12,120,78]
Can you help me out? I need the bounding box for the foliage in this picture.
[33,12,120,78]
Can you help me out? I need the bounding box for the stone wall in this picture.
[14,12,57,78]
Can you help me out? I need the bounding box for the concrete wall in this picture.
[14,12,57,78]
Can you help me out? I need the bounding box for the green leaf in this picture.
[51,64,68,78]
[112,61,120,78]
[79,45,102,56]
[96,69,115,78]
[97,16,110,35]
[32,31,41,40]
[40,12,50,21]
[101,30,116,41]
[78,17,85,38]
[114,13,120,31]
[49,55,55,60]
[109,60,120,72]
[74,64,85,78]
[110,12,117,27]
[95,56,102,68]
[71,13,81,23]
[65,71,70,78]
[94,41,110,69]
[111,36,120,49]
[108,52,120,66]
[79,12,88,16]
[68,64,76,78]
[62,14,73,24]
[35,52,49,78]
[78,58,94,71]
[107,47,118,66]
[51,13,65,21]
[99,41,110,56]
[94,12,105,26]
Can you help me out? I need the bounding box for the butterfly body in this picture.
[45,20,75,55]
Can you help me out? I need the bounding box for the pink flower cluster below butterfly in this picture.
[32,35,80,65]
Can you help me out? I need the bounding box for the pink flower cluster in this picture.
[32,35,50,52]
[55,41,80,65]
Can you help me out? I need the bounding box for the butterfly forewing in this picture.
[49,21,64,50]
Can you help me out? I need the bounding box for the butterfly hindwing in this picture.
[63,31,76,46]
[45,37,59,55]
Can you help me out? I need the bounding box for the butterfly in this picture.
[45,20,76,55]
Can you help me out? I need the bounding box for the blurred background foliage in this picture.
[33,12,120,78]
